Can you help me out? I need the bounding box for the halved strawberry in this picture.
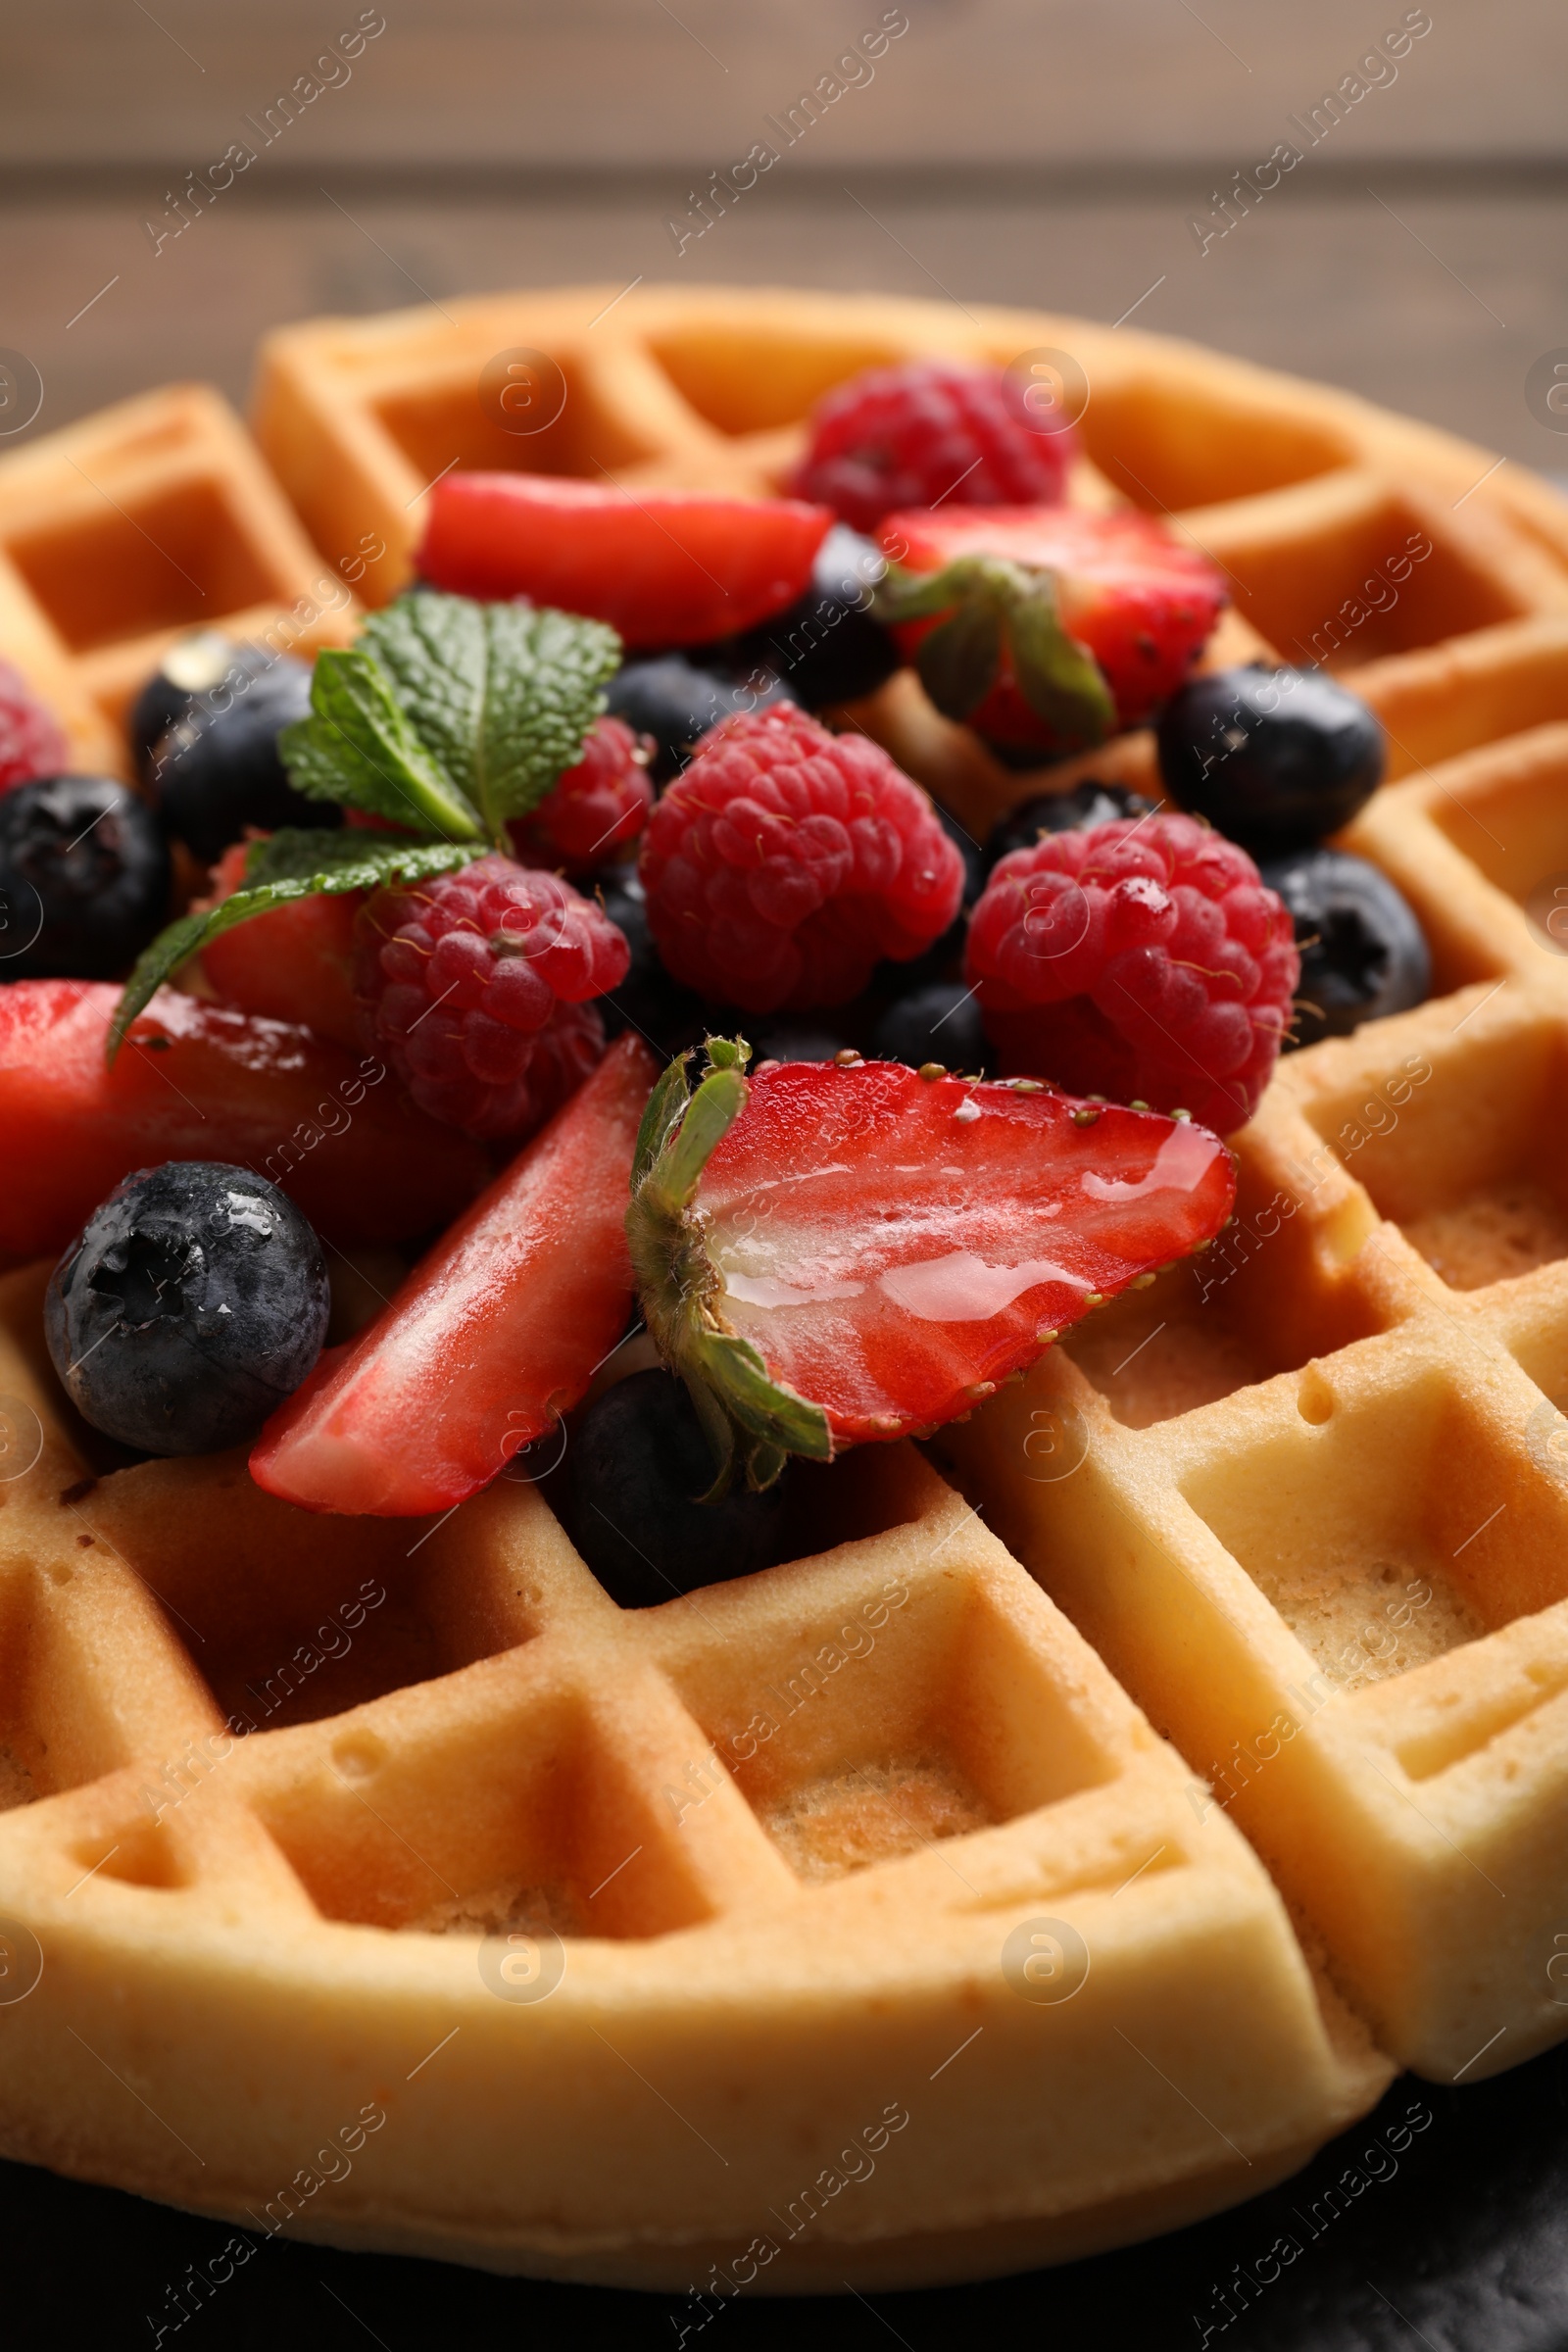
[198,841,363,1050]
[251,1033,657,1515]
[0,980,488,1258]
[875,508,1226,758]
[627,1043,1234,1489]
[418,474,834,648]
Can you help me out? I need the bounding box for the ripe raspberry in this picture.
[0,658,69,792]
[639,706,964,1012]
[509,715,655,875]
[965,813,1299,1133]
[790,360,1074,535]
[358,854,629,1139]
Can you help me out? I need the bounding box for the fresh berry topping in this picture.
[965,813,1298,1133]
[726,524,901,710]
[1157,664,1386,849]
[790,361,1075,534]
[1260,849,1431,1050]
[0,658,69,791]
[561,1369,789,1605]
[128,633,271,789]
[45,1161,329,1456]
[252,1036,656,1515]
[148,654,339,863]
[0,777,170,978]
[626,1042,1234,1486]
[876,509,1227,758]
[417,474,832,647]
[593,870,709,1058]
[605,655,796,785]
[0,980,488,1258]
[984,780,1153,873]
[357,853,629,1139]
[639,706,964,1012]
[508,715,654,875]
[870,980,989,1075]
[747,1019,852,1068]
[198,841,363,1050]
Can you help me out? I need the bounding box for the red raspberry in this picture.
[0,658,69,791]
[639,706,964,1013]
[509,715,654,875]
[965,814,1298,1134]
[357,854,629,1139]
[790,360,1075,535]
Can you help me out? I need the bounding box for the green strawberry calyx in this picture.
[625,1038,833,1499]
[873,554,1115,751]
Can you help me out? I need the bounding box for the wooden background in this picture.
[2,0,1565,468]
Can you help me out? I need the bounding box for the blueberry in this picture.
[983,780,1153,874]
[605,655,796,785]
[594,870,709,1058]
[1157,665,1385,850]
[727,524,901,710]
[1260,850,1431,1050]
[561,1370,788,1605]
[45,1162,330,1455]
[870,982,989,1073]
[0,777,171,978]
[147,653,340,865]
[128,633,274,789]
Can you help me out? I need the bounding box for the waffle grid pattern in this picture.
[0,283,1565,2281]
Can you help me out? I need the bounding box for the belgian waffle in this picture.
[0,283,1564,2287]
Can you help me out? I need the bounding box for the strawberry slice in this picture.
[876,507,1226,758]
[627,1044,1233,1487]
[251,1033,657,1515]
[0,980,487,1259]
[198,841,363,1050]
[417,474,833,648]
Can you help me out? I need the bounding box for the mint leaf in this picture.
[361,591,621,840]
[279,647,485,841]
[107,830,485,1061]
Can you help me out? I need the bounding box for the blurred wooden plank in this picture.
[2,0,1565,168]
[1,180,1560,472]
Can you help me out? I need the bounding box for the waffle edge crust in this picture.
[1,282,1568,2287]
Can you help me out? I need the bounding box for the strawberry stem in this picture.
[875,554,1116,751]
[625,1039,833,1496]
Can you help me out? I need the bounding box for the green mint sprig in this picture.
[108,589,621,1062]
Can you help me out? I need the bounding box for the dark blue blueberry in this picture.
[45,1162,330,1455]
[870,981,989,1074]
[983,780,1153,874]
[562,1370,788,1606]
[1260,849,1431,1050]
[0,776,170,978]
[727,524,901,710]
[128,632,274,789]
[593,869,710,1058]
[147,652,339,865]
[1157,664,1385,850]
[604,655,795,785]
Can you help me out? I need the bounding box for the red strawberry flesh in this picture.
[0,979,488,1258]
[692,1059,1233,1446]
[250,1033,657,1515]
[418,474,833,648]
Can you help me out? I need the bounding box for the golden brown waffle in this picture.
[0,382,362,773]
[252,283,1568,836]
[940,807,1568,2079]
[2,284,1566,2284]
[0,1265,1387,2285]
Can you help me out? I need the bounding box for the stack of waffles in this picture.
[0,284,1563,2288]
